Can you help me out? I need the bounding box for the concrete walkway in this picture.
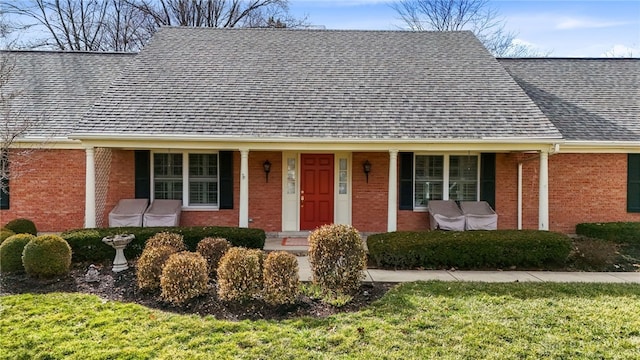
[266,238,640,284]
[294,256,640,283]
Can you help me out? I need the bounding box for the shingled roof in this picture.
[73,27,561,141]
[0,50,133,138]
[499,58,640,142]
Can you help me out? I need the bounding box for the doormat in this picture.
[281,237,309,246]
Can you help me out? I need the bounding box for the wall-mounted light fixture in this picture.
[263,160,272,183]
[363,160,372,183]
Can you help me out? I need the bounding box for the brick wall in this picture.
[248,151,282,232]
[98,149,136,226]
[496,153,640,233]
[352,152,389,233]
[1,149,86,232]
[5,149,638,235]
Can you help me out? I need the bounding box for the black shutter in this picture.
[219,151,234,209]
[0,179,8,210]
[480,153,496,210]
[399,152,414,210]
[134,150,151,199]
[628,154,640,212]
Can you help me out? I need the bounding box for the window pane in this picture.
[449,155,478,201]
[415,155,444,206]
[154,180,182,200]
[287,158,296,194]
[339,158,348,194]
[189,181,218,205]
[154,153,182,201]
[188,154,218,206]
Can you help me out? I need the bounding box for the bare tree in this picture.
[127,0,295,28]
[7,0,303,52]
[103,0,156,52]
[603,45,636,58]
[392,0,546,57]
[5,0,154,51]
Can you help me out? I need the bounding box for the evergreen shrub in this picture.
[22,235,72,278]
[217,247,264,302]
[196,237,231,277]
[0,233,35,273]
[367,230,572,269]
[160,251,209,305]
[4,218,37,236]
[262,251,300,305]
[308,224,366,296]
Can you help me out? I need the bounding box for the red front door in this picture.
[300,154,334,230]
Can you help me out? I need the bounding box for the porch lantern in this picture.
[263,160,272,182]
[363,160,372,183]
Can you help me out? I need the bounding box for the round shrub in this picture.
[263,251,300,305]
[4,218,37,236]
[217,247,264,302]
[136,245,179,291]
[145,232,186,251]
[0,233,36,273]
[160,251,209,305]
[22,235,72,278]
[196,237,231,277]
[0,228,15,244]
[308,224,367,295]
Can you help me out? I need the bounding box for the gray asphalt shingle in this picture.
[73,27,561,140]
[0,51,133,137]
[499,58,640,141]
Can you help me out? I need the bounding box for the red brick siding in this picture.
[99,150,136,226]
[5,149,639,235]
[1,149,86,231]
[496,153,640,233]
[397,210,430,231]
[248,152,282,232]
[352,152,389,233]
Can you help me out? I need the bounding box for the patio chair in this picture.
[143,199,182,227]
[427,200,465,231]
[460,201,498,230]
[108,199,149,227]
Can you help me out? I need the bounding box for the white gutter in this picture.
[69,133,562,144]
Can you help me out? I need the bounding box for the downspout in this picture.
[517,163,523,229]
[517,144,560,230]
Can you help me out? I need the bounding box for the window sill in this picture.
[182,206,220,212]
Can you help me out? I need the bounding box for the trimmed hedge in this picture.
[367,230,572,269]
[4,218,38,236]
[61,226,266,262]
[576,222,640,244]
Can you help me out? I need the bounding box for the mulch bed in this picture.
[0,262,395,321]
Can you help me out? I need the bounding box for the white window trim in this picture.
[413,153,480,211]
[151,150,220,211]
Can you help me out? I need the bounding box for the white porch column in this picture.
[538,151,549,230]
[387,150,399,232]
[84,147,96,228]
[239,148,249,228]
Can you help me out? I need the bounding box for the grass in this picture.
[2,282,640,359]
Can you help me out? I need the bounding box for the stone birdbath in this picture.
[102,234,135,272]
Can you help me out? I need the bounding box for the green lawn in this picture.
[1,282,639,359]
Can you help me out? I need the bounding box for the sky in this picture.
[287,0,640,57]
